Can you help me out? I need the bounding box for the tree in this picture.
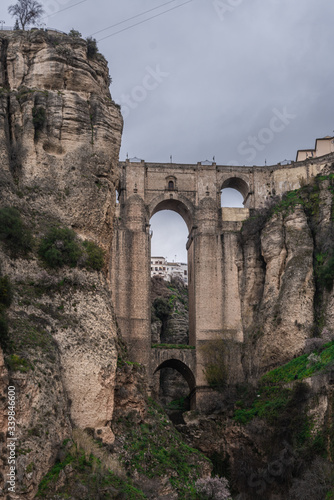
[8,0,44,30]
[68,28,81,38]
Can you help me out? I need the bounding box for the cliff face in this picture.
[0,30,122,498]
[0,29,122,247]
[238,167,334,377]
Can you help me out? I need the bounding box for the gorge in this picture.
[0,29,334,499]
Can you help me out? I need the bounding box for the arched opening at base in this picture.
[153,359,196,421]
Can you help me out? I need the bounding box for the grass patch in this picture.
[119,398,209,499]
[6,353,31,372]
[234,341,334,426]
[37,438,146,499]
[261,341,334,385]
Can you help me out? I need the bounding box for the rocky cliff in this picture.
[238,166,334,379]
[0,29,122,247]
[0,29,123,498]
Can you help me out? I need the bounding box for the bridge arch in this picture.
[149,194,195,232]
[154,359,196,392]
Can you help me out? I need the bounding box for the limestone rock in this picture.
[0,30,122,498]
[0,30,122,251]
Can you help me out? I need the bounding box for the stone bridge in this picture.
[111,156,329,410]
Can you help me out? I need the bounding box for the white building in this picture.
[296,136,334,162]
[151,257,188,285]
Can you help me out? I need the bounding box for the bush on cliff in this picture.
[39,226,105,271]
[152,297,172,322]
[200,339,228,391]
[82,240,105,270]
[38,226,82,268]
[0,206,33,256]
[32,106,46,137]
[86,36,98,58]
[0,274,13,349]
[0,306,9,349]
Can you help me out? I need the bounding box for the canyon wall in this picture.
[237,165,334,379]
[0,29,122,497]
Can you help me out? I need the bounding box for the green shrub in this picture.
[153,297,172,322]
[317,252,334,292]
[32,106,46,136]
[0,207,33,256]
[6,353,31,372]
[38,226,82,268]
[68,28,81,38]
[200,339,228,391]
[0,276,13,307]
[0,306,9,349]
[86,37,98,58]
[82,240,105,270]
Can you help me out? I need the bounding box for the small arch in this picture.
[220,177,249,207]
[154,359,196,392]
[168,180,174,191]
[221,177,249,200]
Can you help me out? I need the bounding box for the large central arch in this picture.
[149,194,195,232]
[149,195,196,347]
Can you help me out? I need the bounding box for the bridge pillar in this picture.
[191,198,224,410]
[110,195,151,366]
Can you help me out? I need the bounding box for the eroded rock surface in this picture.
[0,30,122,498]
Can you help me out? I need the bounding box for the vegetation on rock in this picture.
[37,433,146,499]
[114,397,211,499]
[200,339,228,391]
[0,274,13,348]
[8,0,44,30]
[38,226,82,268]
[38,226,105,271]
[234,340,334,426]
[0,207,33,256]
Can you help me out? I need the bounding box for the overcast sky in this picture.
[2,0,334,262]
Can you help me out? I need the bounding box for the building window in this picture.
[168,180,174,191]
